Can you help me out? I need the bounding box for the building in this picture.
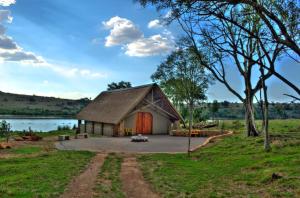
[76,83,182,136]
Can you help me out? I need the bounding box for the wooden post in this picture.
[101,123,104,136]
[77,120,82,134]
[92,121,95,134]
[84,121,87,133]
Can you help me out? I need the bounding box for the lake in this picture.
[0,118,77,132]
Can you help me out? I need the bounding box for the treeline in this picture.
[0,91,90,117]
[179,101,300,122]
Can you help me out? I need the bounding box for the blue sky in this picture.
[0,0,299,102]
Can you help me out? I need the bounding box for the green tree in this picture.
[0,120,11,143]
[151,46,213,156]
[211,100,219,120]
[107,81,132,91]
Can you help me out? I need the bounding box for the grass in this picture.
[138,119,300,198]
[10,146,42,154]
[0,150,94,198]
[94,153,125,198]
[0,130,95,198]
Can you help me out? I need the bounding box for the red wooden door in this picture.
[136,112,152,134]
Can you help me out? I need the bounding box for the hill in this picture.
[180,101,300,121]
[0,91,90,117]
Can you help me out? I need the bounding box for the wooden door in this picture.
[136,112,152,134]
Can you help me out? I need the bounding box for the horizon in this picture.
[0,0,299,102]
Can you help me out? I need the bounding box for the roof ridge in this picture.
[104,83,156,93]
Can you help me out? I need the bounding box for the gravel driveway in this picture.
[55,135,207,153]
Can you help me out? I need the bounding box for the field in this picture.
[0,149,94,197]
[0,120,299,197]
[138,120,300,197]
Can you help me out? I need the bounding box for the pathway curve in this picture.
[60,153,107,198]
[120,157,160,198]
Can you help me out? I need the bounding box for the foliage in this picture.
[57,125,71,131]
[152,46,211,106]
[0,120,11,142]
[210,100,219,119]
[107,81,132,91]
[0,91,90,116]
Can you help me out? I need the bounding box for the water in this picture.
[0,118,77,132]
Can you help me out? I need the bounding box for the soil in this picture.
[60,153,107,198]
[120,157,160,198]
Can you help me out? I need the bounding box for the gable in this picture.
[76,84,182,124]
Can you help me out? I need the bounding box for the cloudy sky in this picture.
[0,0,299,102]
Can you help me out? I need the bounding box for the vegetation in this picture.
[179,102,300,123]
[94,153,124,198]
[152,46,213,155]
[138,120,300,197]
[107,81,132,91]
[138,0,299,139]
[0,149,94,197]
[0,91,90,116]
[0,120,11,142]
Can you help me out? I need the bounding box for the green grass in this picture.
[138,120,300,198]
[10,146,42,154]
[0,150,95,198]
[9,129,76,139]
[94,153,125,198]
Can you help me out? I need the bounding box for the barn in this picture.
[76,83,182,136]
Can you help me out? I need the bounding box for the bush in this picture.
[0,120,11,142]
[57,125,71,131]
[232,120,243,130]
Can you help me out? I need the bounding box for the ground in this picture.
[0,119,299,197]
[55,135,207,153]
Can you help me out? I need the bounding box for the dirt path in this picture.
[60,153,106,198]
[120,157,160,198]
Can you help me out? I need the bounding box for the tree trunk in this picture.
[244,96,259,136]
[262,80,271,151]
[188,102,193,157]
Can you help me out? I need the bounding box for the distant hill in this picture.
[0,91,90,117]
[202,101,300,120]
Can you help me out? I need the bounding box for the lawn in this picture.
[94,153,125,198]
[0,130,95,198]
[138,119,300,198]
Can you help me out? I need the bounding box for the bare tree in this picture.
[137,0,300,137]
[138,0,300,56]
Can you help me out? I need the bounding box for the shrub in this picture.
[0,120,11,142]
[57,125,71,131]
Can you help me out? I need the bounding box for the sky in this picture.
[0,0,299,102]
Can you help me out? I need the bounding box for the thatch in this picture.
[76,84,181,124]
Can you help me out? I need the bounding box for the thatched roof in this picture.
[76,84,181,124]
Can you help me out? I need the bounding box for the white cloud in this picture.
[103,16,143,47]
[0,10,44,64]
[0,0,15,7]
[0,10,107,79]
[125,34,174,57]
[103,16,175,57]
[148,19,162,29]
[0,10,12,23]
[39,63,108,79]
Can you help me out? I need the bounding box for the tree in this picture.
[0,120,11,143]
[211,100,219,120]
[138,0,300,58]
[151,46,212,156]
[107,81,132,91]
[138,0,300,137]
